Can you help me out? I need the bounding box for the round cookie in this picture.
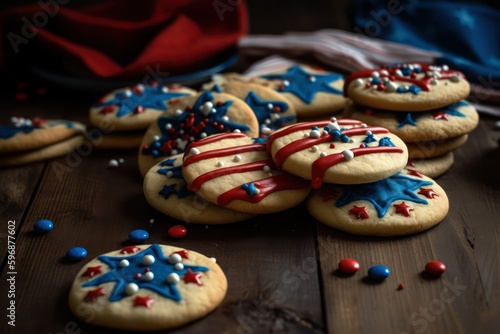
[344,64,470,111]
[201,72,271,91]
[89,131,145,150]
[344,100,479,142]
[0,117,86,154]
[0,135,85,167]
[182,132,311,214]
[267,118,408,187]
[90,83,196,131]
[69,244,227,331]
[406,153,454,178]
[407,134,468,158]
[144,155,255,224]
[306,172,449,236]
[261,64,346,118]
[213,82,297,137]
[138,91,259,177]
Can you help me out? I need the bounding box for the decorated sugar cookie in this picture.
[306,172,449,236]
[344,64,470,111]
[201,72,271,91]
[344,100,479,142]
[266,118,408,187]
[138,91,259,176]
[144,155,255,223]
[261,65,346,118]
[212,82,297,137]
[181,132,311,214]
[406,134,468,158]
[89,83,196,131]
[69,244,227,331]
[406,153,454,178]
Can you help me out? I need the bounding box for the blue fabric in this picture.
[352,0,500,84]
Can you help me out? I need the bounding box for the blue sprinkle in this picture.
[151,149,159,157]
[66,247,87,261]
[408,86,421,95]
[253,137,267,144]
[312,126,319,130]
[34,219,54,234]
[379,137,395,147]
[371,77,381,84]
[242,183,259,196]
[66,122,74,128]
[414,67,422,73]
[368,265,390,281]
[401,67,411,76]
[341,135,349,143]
[331,129,342,141]
[129,229,149,243]
[397,87,405,93]
[153,141,161,148]
[362,134,376,144]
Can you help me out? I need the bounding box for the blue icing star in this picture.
[336,174,432,218]
[440,101,467,117]
[242,183,259,197]
[93,84,190,117]
[397,113,418,128]
[244,91,296,133]
[397,85,421,95]
[142,91,250,158]
[159,184,178,199]
[157,164,192,199]
[362,132,377,144]
[211,84,222,93]
[454,8,475,29]
[378,137,395,147]
[253,137,267,144]
[0,125,35,139]
[261,65,343,104]
[160,158,177,167]
[82,244,208,302]
[157,165,183,179]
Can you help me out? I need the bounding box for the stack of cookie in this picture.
[89,82,195,150]
[343,63,479,177]
[0,117,86,167]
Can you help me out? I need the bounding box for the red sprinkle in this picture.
[338,258,360,275]
[168,225,187,239]
[15,92,28,101]
[398,283,405,290]
[425,261,446,276]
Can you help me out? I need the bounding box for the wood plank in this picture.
[317,119,500,334]
[1,147,324,333]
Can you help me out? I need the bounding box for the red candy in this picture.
[425,261,446,276]
[168,225,187,239]
[338,258,360,274]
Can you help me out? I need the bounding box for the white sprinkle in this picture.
[211,108,217,114]
[136,84,145,92]
[119,259,129,267]
[342,150,354,161]
[330,117,337,122]
[217,161,224,167]
[162,86,169,93]
[380,70,389,76]
[311,145,318,153]
[233,155,241,162]
[154,135,160,141]
[143,272,154,281]
[124,89,132,97]
[265,119,272,125]
[210,257,217,263]
[108,159,119,167]
[349,138,356,143]
[190,147,200,155]
[382,77,389,83]
[495,120,500,129]
[179,129,184,135]
[323,130,329,135]
[361,123,368,128]
[270,113,281,121]
[165,123,172,130]
[10,116,18,123]
[166,171,174,178]
[387,81,399,92]
[320,152,327,157]
[167,273,180,284]
[303,132,309,138]
[168,254,182,264]
[309,130,321,138]
[408,65,414,70]
[174,263,184,270]
[149,219,155,224]
[366,131,373,136]
[125,283,139,295]
[171,149,178,155]
[371,71,380,78]
[370,85,377,90]
[283,80,290,86]
[450,74,461,83]
[233,129,241,133]
[175,109,183,116]
[309,76,317,82]
[430,78,438,85]
[190,136,195,142]
[200,132,207,138]
[442,65,449,71]
[221,116,229,121]
[395,69,403,77]
[352,78,364,88]
[142,255,155,266]
[261,127,271,135]
[267,103,273,110]
[263,166,271,172]
[326,121,340,131]
[268,172,273,177]
[200,101,213,116]
[118,158,124,164]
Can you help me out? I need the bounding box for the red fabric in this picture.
[1,0,247,78]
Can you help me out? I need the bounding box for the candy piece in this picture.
[129,229,149,243]
[425,261,446,276]
[34,219,53,234]
[338,258,360,274]
[168,225,187,239]
[368,265,390,281]
[66,247,87,261]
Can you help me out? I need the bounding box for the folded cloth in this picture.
[1,0,247,78]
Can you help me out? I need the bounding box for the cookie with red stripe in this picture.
[138,91,259,176]
[344,64,470,111]
[181,132,311,214]
[266,118,408,187]
[144,154,255,224]
[306,172,449,236]
[69,244,226,331]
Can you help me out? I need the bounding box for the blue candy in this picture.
[34,219,54,234]
[129,229,149,243]
[368,265,390,281]
[66,247,87,261]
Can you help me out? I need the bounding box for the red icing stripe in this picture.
[311,146,404,189]
[183,132,246,160]
[342,127,388,136]
[217,174,310,206]
[183,143,265,167]
[187,160,273,192]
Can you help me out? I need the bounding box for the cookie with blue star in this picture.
[266,118,408,186]
[343,100,479,142]
[213,82,297,137]
[260,65,346,118]
[89,83,196,131]
[406,134,468,159]
[138,91,259,176]
[68,244,227,331]
[181,132,311,214]
[143,154,254,223]
[344,63,470,111]
[306,172,449,236]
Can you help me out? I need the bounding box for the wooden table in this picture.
[1,87,499,334]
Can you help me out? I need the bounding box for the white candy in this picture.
[221,116,229,121]
[108,159,119,167]
[124,89,132,97]
[200,132,207,138]
[303,132,309,138]
[119,259,129,267]
[309,76,317,82]
[233,155,241,162]
[143,271,154,281]
[175,109,183,116]
[265,119,272,125]
[142,255,155,266]
[352,78,364,88]
[149,219,155,224]
[168,253,182,264]
[190,147,200,155]
[154,135,160,141]
[380,70,389,76]
[442,65,449,71]
[166,171,174,178]
[366,131,373,136]
[125,283,139,295]
[320,152,327,157]
[310,145,318,153]
[200,102,213,115]
[430,79,438,85]
[171,149,178,155]
[395,69,403,77]
[371,71,380,78]
[270,113,281,121]
[118,158,124,164]
[165,123,172,130]
[167,273,180,284]
[283,80,290,86]
[261,127,271,135]
[451,74,460,82]
[263,166,271,173]
[361,123,368,128]
[309,130,321,138]
[217,161,224,167]
[210,257,217,262]
[174,263,184,270]
[342,150,354,161]
[162,86,169,93]
[326,121,340,131]
[136,84,145,92]
[349,138,356,143]
[267,103,273,110]
[233,129,241,133]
